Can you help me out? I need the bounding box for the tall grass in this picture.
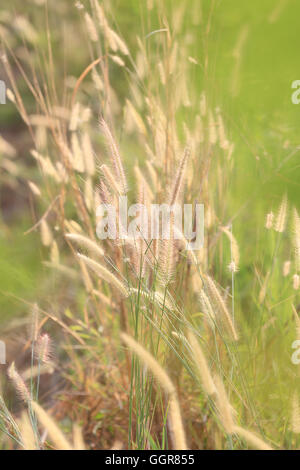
[0,0,299,450]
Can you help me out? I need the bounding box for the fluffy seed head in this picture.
[8,362,30,402]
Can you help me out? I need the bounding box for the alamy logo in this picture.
[0,340,6,365]
[291,340,300,365]
[96,197,204,251]
[0,80,6,104]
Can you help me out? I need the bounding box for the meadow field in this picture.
[0,0,299,451]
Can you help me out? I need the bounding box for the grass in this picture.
[0,0,299,451]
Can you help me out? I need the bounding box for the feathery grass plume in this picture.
[73,424,86,450]
[18,411,37,450]
[213,374,235,434]
[205,275,238,341]
[168,394,187,450]
[6,88,16,104]
[121,333,187,449]
[31,401,73,450]
[110,54,125,67]
[31,151,60,182]
[198,290,216,328]
[28,181,41,197]
[100,118,128,194]
[274,194,288,233]
[169,146,190,206]
[7,362,30,402]
[85,12,98,42]
[66,233,104,258]
[35,334,51,364]
[97,173,110,201]
[292,207,300,272]
[93,0,107,28]
[106,27,118,51]
[221,226,240,272]
[129,288,174,312]
[78,253,129,297]
[159,214,176,286]
[157,148,190,286]
[233,425,273,450]
[187,331,216,396]
[293,274,300,290]
[100,163,122,195]
[107,29,130,56]
[291,392,300,433]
